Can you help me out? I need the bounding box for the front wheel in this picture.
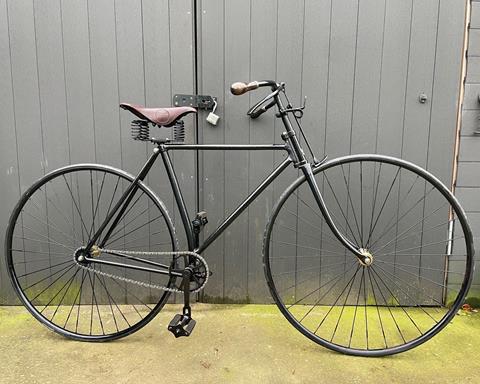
[263,155,474,356]
[6,164,179,341]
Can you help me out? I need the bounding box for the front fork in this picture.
[300,162,371,266]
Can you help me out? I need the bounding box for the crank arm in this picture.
[83,256,183,277]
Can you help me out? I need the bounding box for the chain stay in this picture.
[74,249,209,294]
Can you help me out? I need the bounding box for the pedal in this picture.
[168,314,196,338]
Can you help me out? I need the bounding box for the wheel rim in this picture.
[6,165,178,340]
[264,155,473,356]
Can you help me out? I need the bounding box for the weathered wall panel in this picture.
[455,0,480,302]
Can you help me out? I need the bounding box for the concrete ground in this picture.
[0,304,479,384]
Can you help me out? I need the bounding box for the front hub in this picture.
[358,248,374,267]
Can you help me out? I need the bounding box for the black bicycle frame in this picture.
[85,90,367,273]
[160,144,292,253]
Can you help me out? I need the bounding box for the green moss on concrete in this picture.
[0,304,479,384]
[0,307,33,331]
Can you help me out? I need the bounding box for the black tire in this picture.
[6,164,178,341]
[263,155,474,356]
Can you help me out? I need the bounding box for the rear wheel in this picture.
[6,164,178,341]
[264,155,474,356]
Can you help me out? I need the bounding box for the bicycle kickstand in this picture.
[168,267,196,338]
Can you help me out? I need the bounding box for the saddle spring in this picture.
[131,120,150,141]
[173,120,185,142]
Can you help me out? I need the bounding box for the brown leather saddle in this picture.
[120,103,197,127]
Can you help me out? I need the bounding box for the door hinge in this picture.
[173,94,217,110]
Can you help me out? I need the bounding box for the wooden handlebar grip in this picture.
[230,81,259,95]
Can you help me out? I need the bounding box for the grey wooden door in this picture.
[196,0,467,303]
[0,0,196,304]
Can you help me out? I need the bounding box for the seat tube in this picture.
[159,146,195,250]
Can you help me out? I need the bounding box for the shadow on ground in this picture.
[0,304,479,384]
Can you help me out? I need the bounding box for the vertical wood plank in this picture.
[7,0,44,190]
[61,0,96,164]
[325,0,358,158]
[401,0,439,167]
[376,0,413,157]
[34,0,70,172]
[169,0,196,251]
[142,0,174,213]
[115,0,147,175]
[247,0,278,303]
[350,0,386,155]
[199,0,225,300]
[87,0,122,167]
[223,0,250,301]
[0,0,20,304]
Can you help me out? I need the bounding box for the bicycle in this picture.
[5,80,474,357]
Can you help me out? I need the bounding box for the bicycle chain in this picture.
[74,248,209,294]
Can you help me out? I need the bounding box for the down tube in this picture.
[197,157,293,254]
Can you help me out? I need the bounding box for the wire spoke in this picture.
[16,228,75,251]
[104,215,162,247]
[366,268,388,348]
[340,164,363,246]
[373,263,440,322]
[330,267,361,342]
[367,163,382,248]
[379,236,464,257]
[369,185,435,250]
[97,273,120,332]
[23,262,74,292]
[88,171,107,240]
[368,265,406,343]
[62,175,90,241]
[296,263,358,323]
[16,259,72,278]
[375,259,463,275]
[25,197,80,245]
[359,161,364,246]
[29,264,76,303]
[39,268,80,315]
[371,201,447,254]
[273,260,351,277]
[64,269,87,329]
[50,268,82,321]
[373,261,452,296]
[367,174,420,249]
[370,267,423,336]
[365,167,401,247]
[292,191,350,245]
[107,275,154,311]
[348,268,365,347]
[271,240,346,256]
[314,265,361,334]
[323,174,361,245]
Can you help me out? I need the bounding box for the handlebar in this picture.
[230,81,259,95]
[230,80,278,95]
[230,80,280,119]
[248,98,276,119]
